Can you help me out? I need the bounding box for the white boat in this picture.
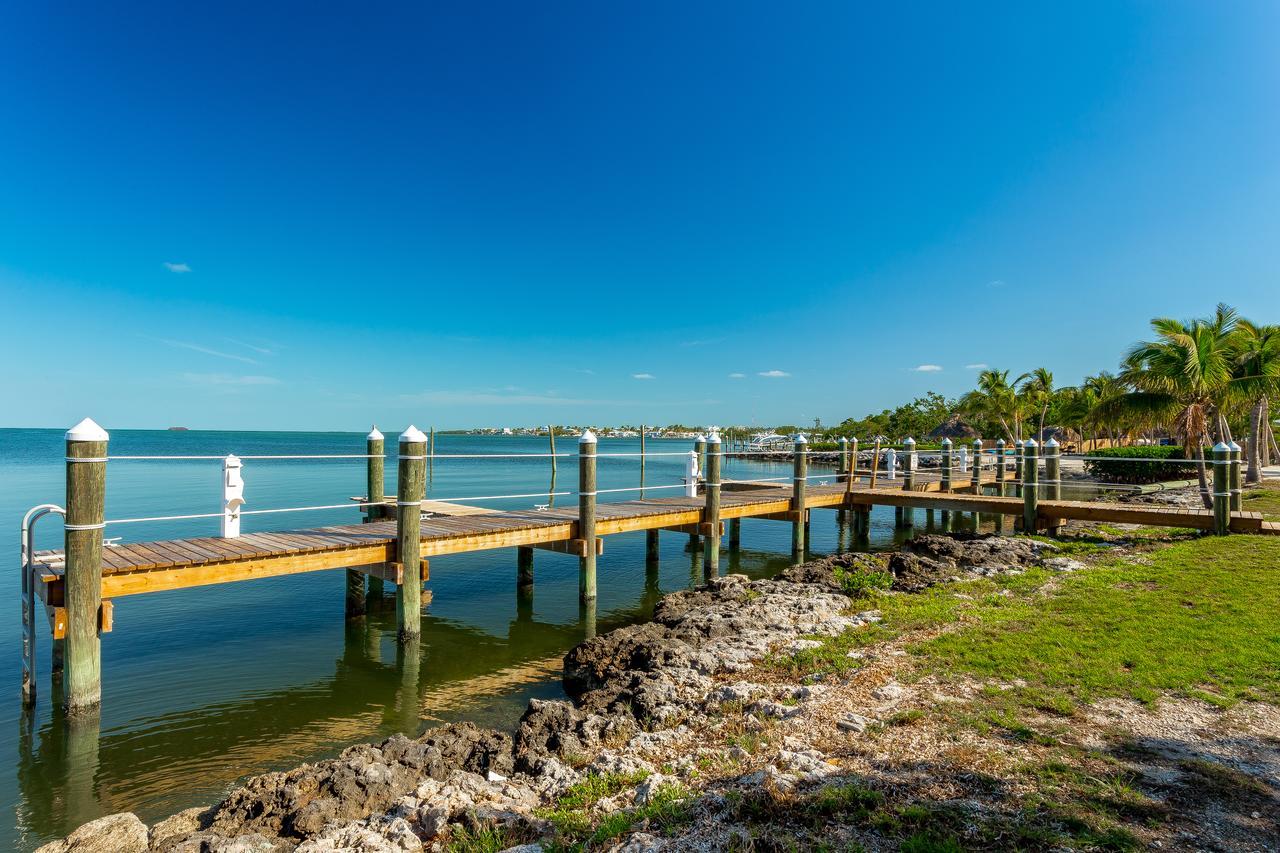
[746,432,791,451]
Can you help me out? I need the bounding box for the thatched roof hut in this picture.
[928,414,978,440]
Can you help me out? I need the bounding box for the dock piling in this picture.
[704,431,722,576]
[396,426,427,641]
[1213,442,1231,535]
[993,438,1007,532]
[364,427,386,599]
[1045,438,1061,535]
[517,546,534,589]
[792,434,807,558]
[1228,441,1242,512]
[1021,439,1039,533]
[579,430,598,602]
[64,418,108,715]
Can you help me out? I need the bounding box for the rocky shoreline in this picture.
[39,534,1081,853]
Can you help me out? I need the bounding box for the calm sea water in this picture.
[0,428,992,850]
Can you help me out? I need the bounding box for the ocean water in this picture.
[0,428,949,850]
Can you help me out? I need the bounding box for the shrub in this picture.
[834,565,893,597]
[1082,446,1197,485]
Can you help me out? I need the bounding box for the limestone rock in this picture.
[36,812,148,853]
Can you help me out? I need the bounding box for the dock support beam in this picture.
[579,430,598,602]
[704,431,722,576]
[517,546,534,588]
[646,529,661,565]
[1044,438,1061,535]
[792,434,807,559]
[1213,442,1230,535]
[364,427,386,600]
[728,518,741,552]
[396,426,427,641]
[64,418,108,715]
[1021,439,1039,533]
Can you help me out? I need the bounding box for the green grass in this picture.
[1242,481,1280,521]
[911,536,1280,705]
[534,772,693,850]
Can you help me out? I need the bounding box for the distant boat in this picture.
[746,432,790,451]
[167,426,190,432]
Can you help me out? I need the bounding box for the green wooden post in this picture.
[792,434,807,558]
[579,430,598,602]
[64,418,108,714]
[364,427,386,599]
[837,437,849,481]
[994,438,1007,533]
[396,426,427,641]
[1212,442,1231,535]
[1228,441,1242,512]
[1044,437,1061,535]
[1022,439,1039,533]
[646,529,661,564]
[729,517,741,551]
[639,425,646,497]
[704,431,722,575]
[970,439,982,492]
[1014,442,1024,498]
[548,425,557,476]
[940,437,952,492]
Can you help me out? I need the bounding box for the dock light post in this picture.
[579,430,598,602]
[792,434,807,559]
[1228,441,1242,512]
[704,431,722,576]
[1021,439,1039,533]
[884,446,897,481]
[64,418,108,715]
[1212,442,1231,535]
[364,427,386,600]
[396,425,427,641]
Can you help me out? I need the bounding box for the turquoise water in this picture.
[0,428,936,850]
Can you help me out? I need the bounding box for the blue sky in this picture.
[1,2,1277,431]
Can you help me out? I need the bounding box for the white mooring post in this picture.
[684,451,700,498]
[884,447,897,481]
[221,455,245,538]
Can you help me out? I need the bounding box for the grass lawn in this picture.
[1243,477,1280,521]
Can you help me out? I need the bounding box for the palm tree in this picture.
[959,369,1019,443]
[1230,319,1280,483]
[1108,306,1239,507]
[1017,367,1055,443]
[1082,371,1128,447]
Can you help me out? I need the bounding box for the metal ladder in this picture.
[21,504,64,705]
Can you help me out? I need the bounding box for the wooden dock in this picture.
[23,425,1268,717]
[29,477,1267,607]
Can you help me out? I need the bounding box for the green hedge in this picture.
[1082,446,1198,484]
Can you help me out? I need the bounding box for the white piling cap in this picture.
[904,437,916,446]
[1213,441,1231,452]
[400,425,428,443]
[367,425,384,441]
[694,434,706,443]
[1045,437,1059,448]
[579,429,597,444]
[996,438,1006,445]
[707,431,721,444]
[66,417,109,442]
[1228,441,1241,451]
[794,433,808,444]
[1024,438,1038,448]
[838,436,848,444]
[224,453,242,467]
[973,438,983,447]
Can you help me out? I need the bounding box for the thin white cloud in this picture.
[728,372,746,379]
[758,370,790,378]
[632,373,656,380]
[680,337,724,348]
[965,363,989,370]
[910,364,943,372]
[183,373,281,386]
[986,279,1005,288]
[225,338,276,356]
[164,262,192,273]
[159,338,257,364]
